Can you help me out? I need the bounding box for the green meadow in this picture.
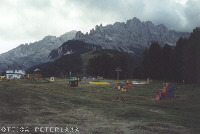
[0,79,200,134]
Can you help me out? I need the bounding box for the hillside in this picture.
[48,40,102,60]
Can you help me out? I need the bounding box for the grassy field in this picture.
[0,78,200,134]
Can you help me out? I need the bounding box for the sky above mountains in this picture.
[0,0,200,54]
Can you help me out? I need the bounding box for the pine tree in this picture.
[146,42,162,79]
[161,44,173,80]
[171,37,187,82]
[183,27,200,84]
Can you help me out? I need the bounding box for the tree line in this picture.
[87,51,135,79]
[27,54,83,77]
[136,27,200,84]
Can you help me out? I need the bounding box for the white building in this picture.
[6,70,26,79]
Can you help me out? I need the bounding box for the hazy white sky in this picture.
[0,0,200,54]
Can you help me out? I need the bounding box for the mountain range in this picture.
[74,17,189,55]
[0,31,77,73]
[0,17,190,73]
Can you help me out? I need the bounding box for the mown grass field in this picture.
[0,78,200,134]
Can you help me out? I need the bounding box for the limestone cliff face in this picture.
[0,31,77,72]
[74,17,189,54]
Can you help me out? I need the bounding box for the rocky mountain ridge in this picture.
[74,17,189,55]
[0,31,77,73]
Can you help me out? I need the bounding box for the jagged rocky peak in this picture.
[42,35,56,41]
[113,22,126,27]
[156,24,167,29]
[145,20,154,25]
[156,24,168,32]
[95,23,103,30]
[126,17,141,26]
[76,31,85,38]
[59,30,77,39]
[74,17,190,54]
[144,21,156,30]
